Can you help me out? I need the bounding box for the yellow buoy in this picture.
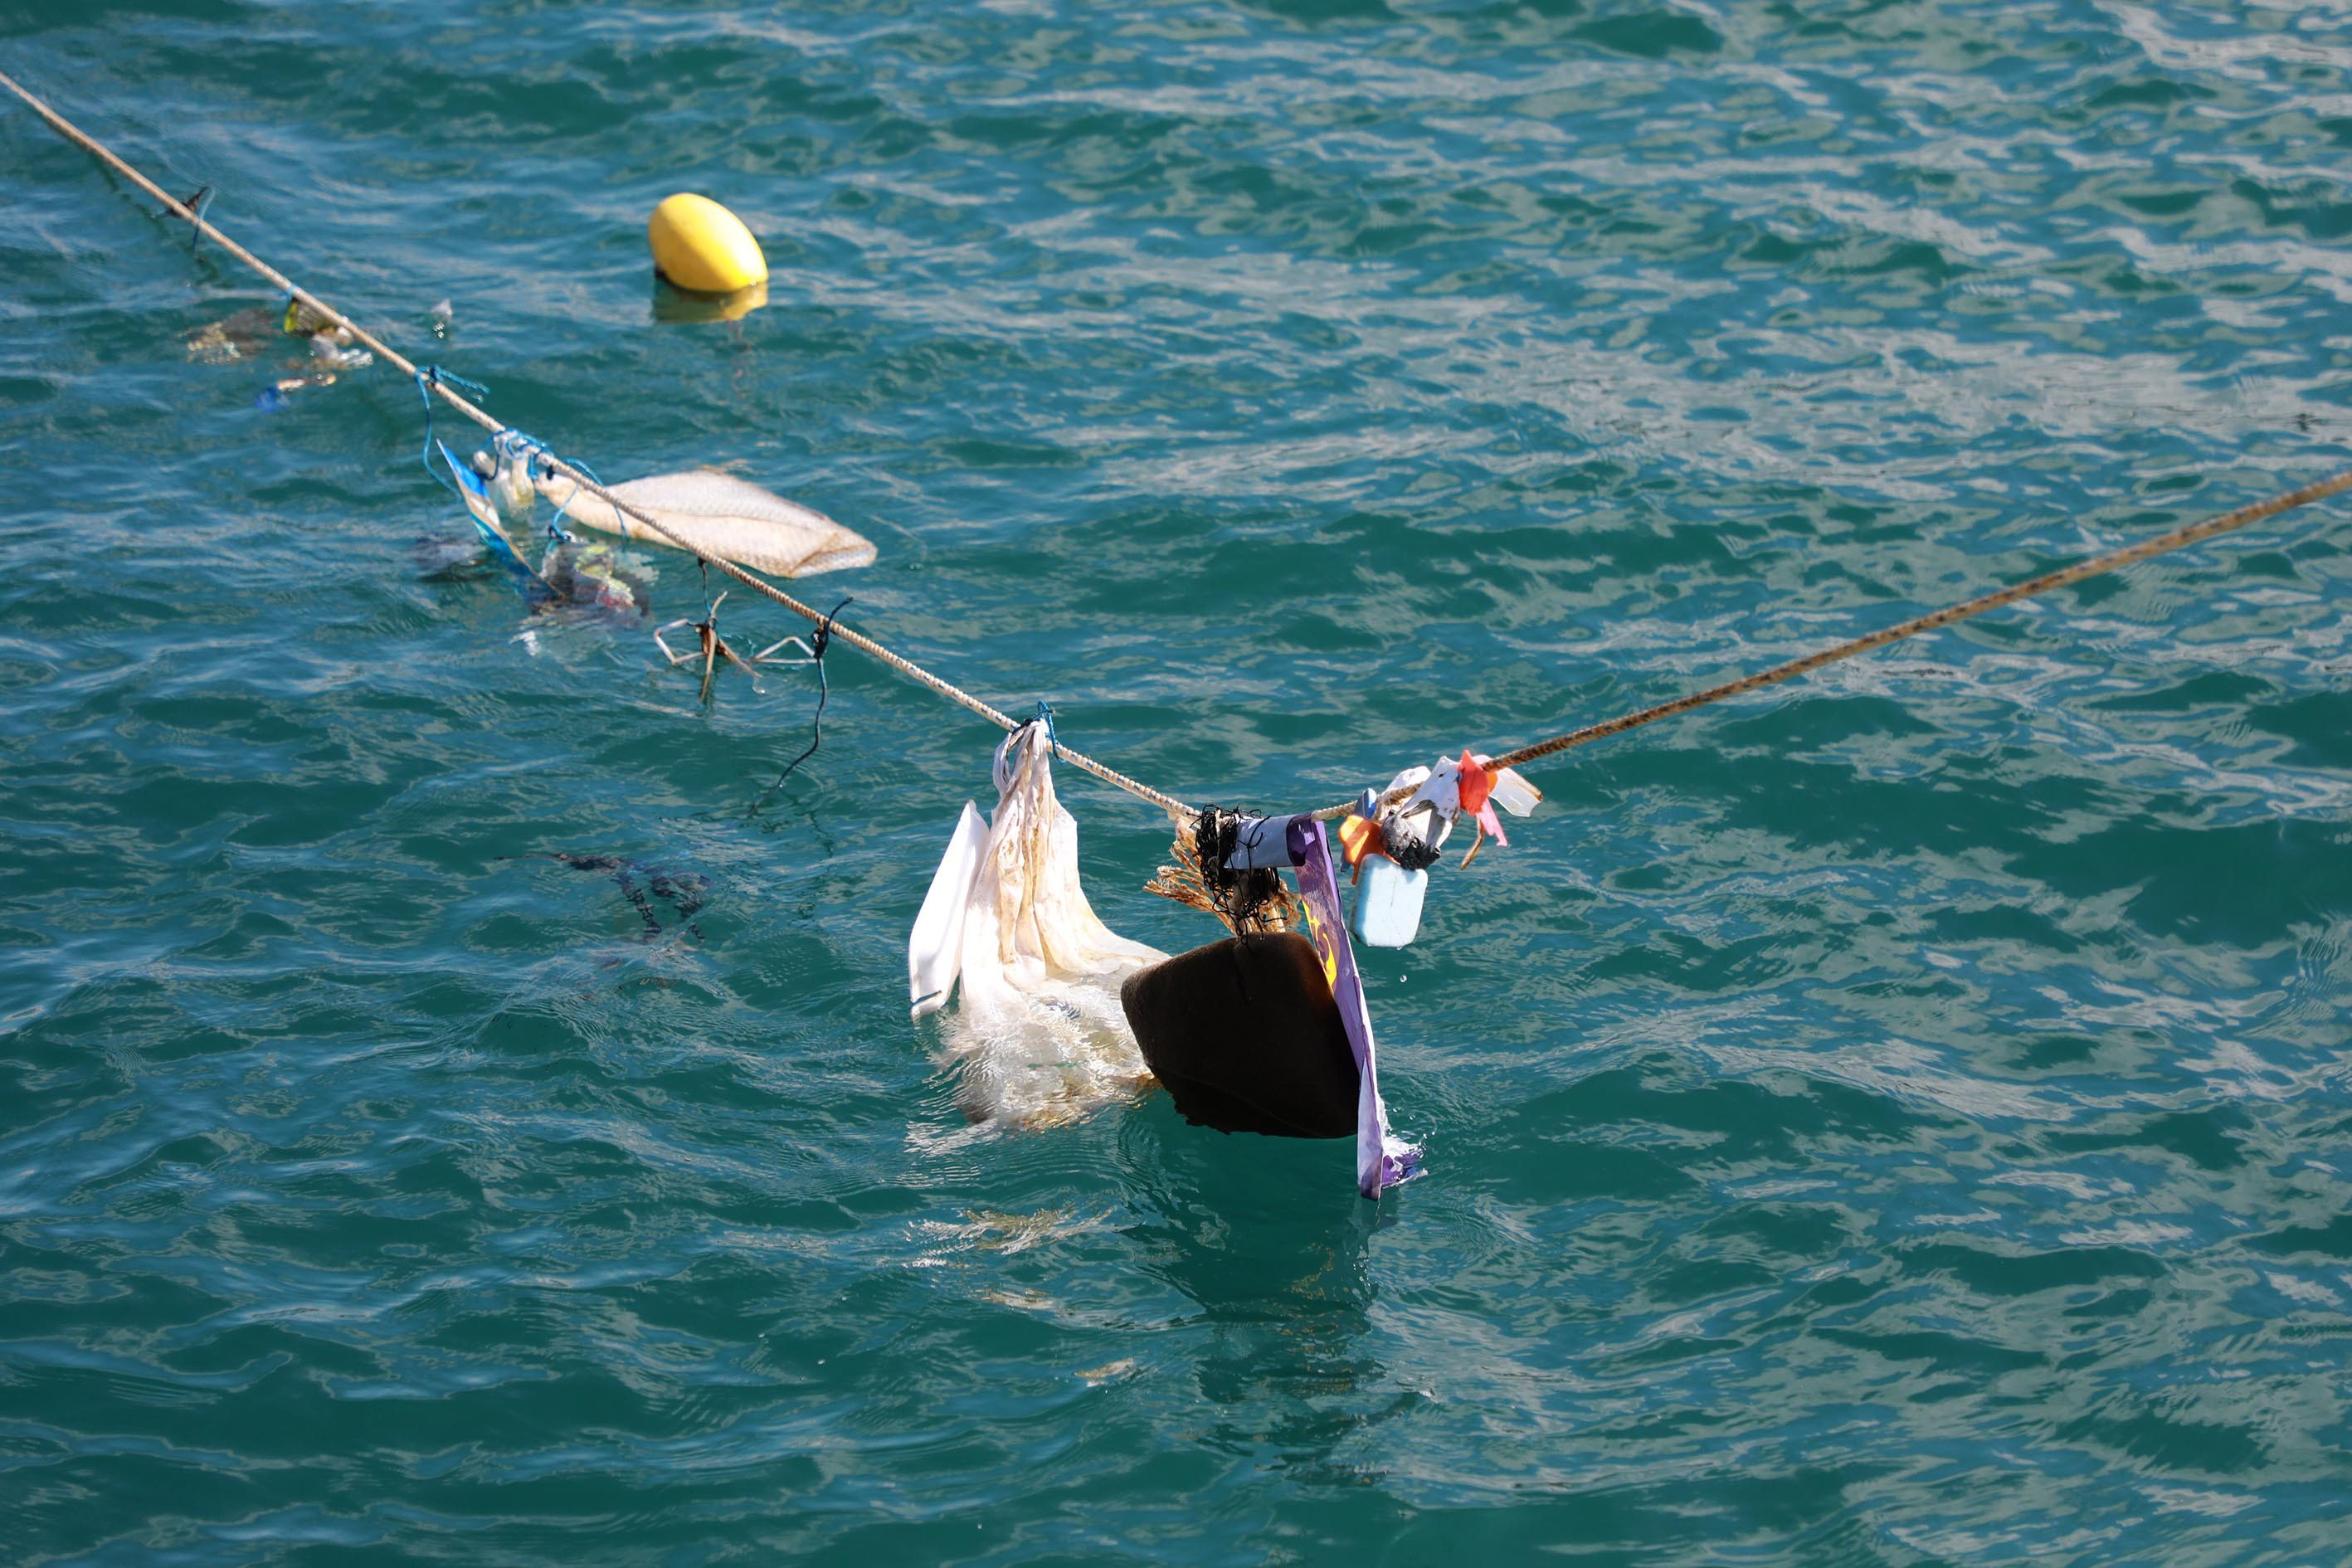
[648,193,767,295]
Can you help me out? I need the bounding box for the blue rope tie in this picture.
[548,456,601,539]
[1035,699,1058,757]
[414,367,488,494]
[183,185,212,254]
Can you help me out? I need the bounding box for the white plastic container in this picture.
[1354,856,1429,948]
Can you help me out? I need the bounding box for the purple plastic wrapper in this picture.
[1222,812,1312,870]
[1294,820,1424,1199]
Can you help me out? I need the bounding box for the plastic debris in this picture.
[531,468,876,578]
[1221,811,1312,871]
[1122,931,1359,1139]
[188,297,368,408]
[908,724,1166,1127]
[1293,820,1422,1197]
[440,440,557,602]
[489,441,535,520]
[539,539,648,616]
[909,805,989,1016]
[1338,750,1544,947]
[1354,856,1428,949]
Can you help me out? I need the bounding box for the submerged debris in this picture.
[187,299,373,411]
[539,539,651,616]
[511,852,710,942]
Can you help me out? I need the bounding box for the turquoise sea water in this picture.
[6,1,2352,1561]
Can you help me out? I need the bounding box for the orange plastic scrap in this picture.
[1453,747,1508,866]
[1454,748,1494,815]
[1336,813,1389,875]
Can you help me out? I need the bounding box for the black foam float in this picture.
[1120,933,1359,1138]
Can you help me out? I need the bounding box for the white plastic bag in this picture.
[908,727,1165,1126]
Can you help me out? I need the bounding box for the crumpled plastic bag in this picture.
[908,725,1165,1126]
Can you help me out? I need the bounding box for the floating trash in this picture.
[529,466,876,579]
[908,724,1163,1127]
[1127,815,1421,1198]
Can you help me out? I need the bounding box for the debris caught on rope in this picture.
[438,438,556,602]
[655,592,764,703]
[1142,807,1299,937]
[532,468,875,579]
[906,725,1165,1127]
[1328,752,1544,947]
[15,66,2352,1202]
[1122,816,1421,1197]
[1145,809,1291,936]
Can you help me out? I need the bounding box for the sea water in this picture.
[2,1,2350,1561]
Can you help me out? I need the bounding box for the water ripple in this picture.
[3,0,2351,1561]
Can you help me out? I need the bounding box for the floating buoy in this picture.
[1121,933,1360,1139]
[647,193,767,295]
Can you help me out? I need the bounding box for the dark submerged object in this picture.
[510,852,709,941]
[1120,933,1359,1138]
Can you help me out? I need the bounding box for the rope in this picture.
[1308,465,2352,821]
[10,68,2347,836]
[0,67,1195,819]
[1489,469,2352,771]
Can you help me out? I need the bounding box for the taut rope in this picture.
[1307,466,2352,821]
[10,67,2348,834]
[0,68,1195,817]
[1487,469,2352,772]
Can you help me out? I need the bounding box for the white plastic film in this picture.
[908,727,1164,1126]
